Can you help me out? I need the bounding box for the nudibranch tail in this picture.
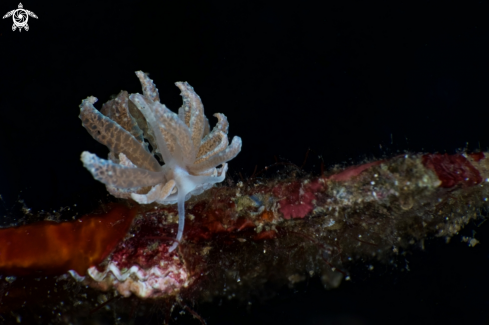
[168,190,188,252]
[80,71,242,251]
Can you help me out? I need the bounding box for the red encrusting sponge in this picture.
[0,204,138,276]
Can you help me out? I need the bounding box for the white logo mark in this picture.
[3,3,38,32]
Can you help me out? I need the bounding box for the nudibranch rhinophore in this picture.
[79,71,242,252]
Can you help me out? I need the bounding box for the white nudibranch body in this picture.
[79,71,242,252]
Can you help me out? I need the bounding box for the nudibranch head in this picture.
[79,71,242,251]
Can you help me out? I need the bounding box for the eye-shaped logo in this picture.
[2,3,38,32]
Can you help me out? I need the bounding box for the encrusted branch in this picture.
[72,151,489,299]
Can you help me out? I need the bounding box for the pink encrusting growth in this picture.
[327,160,384,182]
[422,153,483,187]
[273,179,324,219]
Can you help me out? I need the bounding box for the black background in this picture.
[1,0,489,324]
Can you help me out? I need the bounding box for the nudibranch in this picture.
[79,71,242,251]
